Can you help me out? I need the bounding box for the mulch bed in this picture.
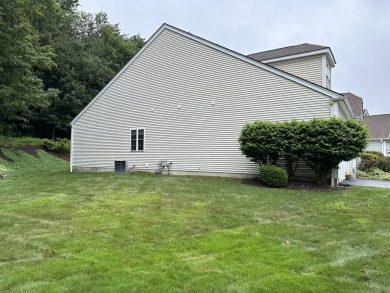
[241,177,347,191]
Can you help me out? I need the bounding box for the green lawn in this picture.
[1,150,390,292]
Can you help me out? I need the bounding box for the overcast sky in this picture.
[79,0,390,115]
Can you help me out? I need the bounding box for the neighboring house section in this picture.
[70,24,353,183]
[343,92,364,120]
[247,43,336,89]
[248,45,356,181]
[338,92,365,177]
[364,114,390,156]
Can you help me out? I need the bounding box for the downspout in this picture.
[330,100,337,187]
[381,139,385,156]
[70,123,74,172]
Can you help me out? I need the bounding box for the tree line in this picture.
[0,0,144,138]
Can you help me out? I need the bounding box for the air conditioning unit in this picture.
[114,161,127,173]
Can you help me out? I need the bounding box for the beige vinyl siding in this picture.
[338,104,348,119]
[266,55,323,86]
[72,28,332,176]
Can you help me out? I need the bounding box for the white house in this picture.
[341,92,390,157]
[70,23,354,183]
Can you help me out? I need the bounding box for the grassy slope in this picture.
[0,150,390,292]
[0,136,44,146]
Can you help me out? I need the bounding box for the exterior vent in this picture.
[115,161,127,173]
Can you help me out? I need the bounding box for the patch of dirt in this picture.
[241,177,347,191]
[13,144,44,158]
[0,144,69,161]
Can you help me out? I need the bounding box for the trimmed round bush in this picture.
[259,164,288,188]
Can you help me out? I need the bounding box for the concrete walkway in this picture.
[340,178,390,188]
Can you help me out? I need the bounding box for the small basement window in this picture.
[130,128,145,151]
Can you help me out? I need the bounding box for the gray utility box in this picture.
[115,161,127,173]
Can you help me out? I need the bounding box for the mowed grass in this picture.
[0,150,390,292]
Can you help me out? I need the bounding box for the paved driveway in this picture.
[340,178,390,188]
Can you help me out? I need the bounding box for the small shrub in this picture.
[364,151,385,157]
[0,165,10,179]
[359,151,390,172]
[359,152,380,171]
[43,138,70,154]
[358,167,390,180]
[259,164,288,188]
[378,156,390,172]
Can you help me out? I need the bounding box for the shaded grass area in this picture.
[0,150,390,292]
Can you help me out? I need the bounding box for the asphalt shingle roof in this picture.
[342,92,363,119]
[364,114,390,139]
[247,43,329,61]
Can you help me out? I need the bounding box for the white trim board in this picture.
[261,48,336,67]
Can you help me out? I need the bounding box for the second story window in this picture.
[130,128,145,151]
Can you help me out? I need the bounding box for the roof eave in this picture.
[333,96,355,118]
[260,48,336,67]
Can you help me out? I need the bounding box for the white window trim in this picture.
[130,128,145,152]
[326,59,331,89]
[322,55,326,88]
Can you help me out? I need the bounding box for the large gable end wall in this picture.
[70,25,342,175]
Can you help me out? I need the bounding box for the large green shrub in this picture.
[239,121,280,165]
[239,117,369,184]
[239,120,304,179]
[302,117,368,183]
[43,138,70,154]
[259,165,288,188]
[278,120,305,180]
